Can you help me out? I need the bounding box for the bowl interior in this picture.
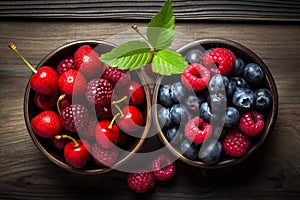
[153,38,278,168]
[24,40,151,174]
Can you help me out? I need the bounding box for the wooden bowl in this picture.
[153,38,278,169]
[24,40,151,174]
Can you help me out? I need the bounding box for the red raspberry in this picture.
[181,63,210,91]
[127,170,155,193]
[203,48,235,75]
[78,118,97,141]
[91,144,118,167]
[85,78,113,107]
[61,104,89,132]
[185,116,212,144]
[222,129,250,157]
[56,57,76,75]
[102,65,131,86]
[95,105,113,120]
[151,154,176,181]
[239,111,264,137]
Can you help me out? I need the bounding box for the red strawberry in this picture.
[181,63,210,91]
[185,116,212,144]
[239,111,264,136]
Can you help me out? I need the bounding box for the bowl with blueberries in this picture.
[152,38,278,168]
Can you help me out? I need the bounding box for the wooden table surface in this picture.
[1,2,300,199]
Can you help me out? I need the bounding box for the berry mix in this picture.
[29,44,147,170]
[157,47,273,164]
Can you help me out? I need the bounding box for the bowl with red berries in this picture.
[153,38,278,168]
[22,40,151,174]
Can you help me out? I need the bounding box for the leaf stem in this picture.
[131,25,156,51]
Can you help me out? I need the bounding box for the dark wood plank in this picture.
[0,0,300,21]
[0,20,300,199]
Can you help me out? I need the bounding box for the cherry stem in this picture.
[56,94,66,115]
[112,95,127,105]
[131,25,155,51]
[8,42,37,74]
[108,112,121,129]
[55,135,79,147]
[112,95,127,118]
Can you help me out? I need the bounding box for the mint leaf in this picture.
[147,0,175,50]
[100,40,152,70]
[152,50,188,75]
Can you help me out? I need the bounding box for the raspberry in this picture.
[151,154,176,181]
[56,57,76,75]
[181,63,210,91]
[222,129,250,157]
[102,65,131,86]
[61,104,89,132]
[203,48,235,75]
[85,78,113,107]
[78,118,97,141]
[127,170,155,193]
[185,116,212,144]
[95,105,113,120]
[239,111,264,137]
[91,144,118,167]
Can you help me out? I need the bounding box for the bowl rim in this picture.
[23,40,152,175]
[153,37,279,169]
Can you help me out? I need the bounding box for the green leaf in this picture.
[100,40,152,70]
[147,0,175,50]
[152,50,188,75]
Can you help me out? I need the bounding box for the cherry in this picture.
[127,81,145,105]
[58,69,87,96]
[31,110,62,138]
[73,45,104,78]
[9,43,59,95]
[56,135,90,169]
[116,105,143,132]
[51,137,68,151]
[34,92,57,111]
[56,94,72,114]
[95,120,119,149]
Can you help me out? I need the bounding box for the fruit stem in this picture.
[56,94,66,115]
[113,103,124,118]
[112,95,127,105]
[55,135,79,147]
[131,25,156,50]
[108,112,121,129]
[8,42,37,74]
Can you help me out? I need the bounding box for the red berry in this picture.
[127,170,155,193]
[116,131,128,147]
[91,144,118,167]
[34,92,57,111]
[57,57,76,75]
[57,94,72,113]
[61,104,89,132]
[239,111,264,137]
[151,154,176,181]
[203,48,235,75]
[222,129,250,157]
[85,78,113,107]
[128,81,145,105]
[31,111,62,138]
[58,69,87,96]
[185,116,212,144]
[102,65,131,86]
[51,137,68,151]
[95,105,113,120]
[95,120,119,149]
[116,105,143,132]
[73,45,104,78]
[78,118,98,141]
[181,63,210,91]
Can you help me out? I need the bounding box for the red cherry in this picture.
[58,69,87,96]
[116,105,143,132]
[34,92,57,111]
[51,137,68,151]
[31,111,62,138]
[128,81,145,105]
[56,135,90,169]
[57,94,72,114]
[116,131,128,147]
[95,120,119,149]
[73,45,104,78]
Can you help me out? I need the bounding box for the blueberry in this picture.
[226,80,237,97]
[180,139,199,160]
[208,74,229,94]
[170,104,190,125]
[230,77,249,89]
[207,93,227,113]
[184,94,203,113]
[243,63,264,86]
[198,139,222,164]
[159,84,173,107]
[185,49,205,64]
[171,82,186,103]
[200,102,213,122]
[165,126,184,145]
[254,88,272,110]
[224,107,240,128]
[230,56,245,76]
[158,106,173,128]
[232,88,254,111]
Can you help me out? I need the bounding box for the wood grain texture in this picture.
[0,20,300,199]
[0,0,300,21]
